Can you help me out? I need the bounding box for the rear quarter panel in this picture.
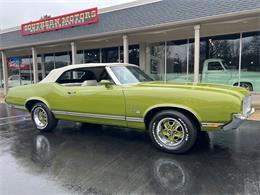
[5,83,56,108]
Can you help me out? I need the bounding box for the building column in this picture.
[1,51,8,95]
[32,47,39,83]
[139,43,146,71]
[194,25,200,83]
[71,41,77,64]
[123,35,129,63]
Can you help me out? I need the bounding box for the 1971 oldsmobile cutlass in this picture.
[5,63,255,153]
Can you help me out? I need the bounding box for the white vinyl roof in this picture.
[40,63,136,83]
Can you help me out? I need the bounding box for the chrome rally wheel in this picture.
[31,102,57,132]
[149,110,198,154]
[33,107,48,129]
[156,118,185,147]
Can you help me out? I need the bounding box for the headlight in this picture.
[243,95,252,116]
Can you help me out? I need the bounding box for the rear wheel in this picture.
[31,103,57,132]
[149,110,197,154]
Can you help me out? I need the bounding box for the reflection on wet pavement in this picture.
[0,103,260,195]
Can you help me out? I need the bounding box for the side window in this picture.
[208,62,224,71]
[56,70,87,84]
[56,67,113,85]
[59,70,85,80]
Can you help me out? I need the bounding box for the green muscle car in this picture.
[5,63,255,153]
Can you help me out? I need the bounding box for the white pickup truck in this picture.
[165,58,260,92]
[201,58,260,91]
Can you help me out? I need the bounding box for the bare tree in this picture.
[40,15,51,19]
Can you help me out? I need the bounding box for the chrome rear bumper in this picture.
[223,108,255,131]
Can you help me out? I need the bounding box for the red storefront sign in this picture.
[21,7,98,36]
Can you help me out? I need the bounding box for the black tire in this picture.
[240,83,253,91]
[148,110,197,154]
[234,82,253,91]
[31,102,57,132]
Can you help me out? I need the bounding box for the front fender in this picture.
[143,103,202,122]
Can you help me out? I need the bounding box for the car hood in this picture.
[136,81,248,99]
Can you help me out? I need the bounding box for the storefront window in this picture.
[199,34,240,85]
[119,45,140,65]
[0,60,3,88]
[85,49,100,63]
[7,56,33,88]
[37,56,44,81]
[146,42,165,81]
[20,56,33,85]
[44,53,55,76]
[129,45,139,65]
[55,52,70,68]
[187,40,195,82]
[7,57,20,87]
[101,47,119,63]
[77,50,84,64]
[166,40,188,82]
[241,32,260,92]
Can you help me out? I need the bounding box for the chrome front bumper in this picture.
[223,108,255,131]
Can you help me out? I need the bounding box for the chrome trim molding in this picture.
[53,110,144,123]
[53,110,125,120]
[126,117,144,123]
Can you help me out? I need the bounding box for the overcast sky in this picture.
[0,0,135,29]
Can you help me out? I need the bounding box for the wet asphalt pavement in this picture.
[0,103,259,195]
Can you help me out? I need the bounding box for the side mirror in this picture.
[100,80,112,87]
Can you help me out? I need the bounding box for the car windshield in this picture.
[110,66,153,84]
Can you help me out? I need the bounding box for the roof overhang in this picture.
[1,8,259,51]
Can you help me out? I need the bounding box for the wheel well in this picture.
[25,100,44,112]
[144,107,201,131]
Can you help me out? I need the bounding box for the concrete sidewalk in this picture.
[251,93,260,110]
[249,110,260,121]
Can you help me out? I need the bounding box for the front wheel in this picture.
[31,103,57,132]
[149,110,197,154]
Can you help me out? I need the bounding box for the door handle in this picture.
[67,91,76,95]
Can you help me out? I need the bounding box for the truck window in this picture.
[208,62,223,71]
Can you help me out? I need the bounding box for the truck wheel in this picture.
[240,83,253,91]
[234,82,253,91]
[149,110,197,154]
[31,102,57,132]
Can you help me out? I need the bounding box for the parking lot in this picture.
[0,103,259,195]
